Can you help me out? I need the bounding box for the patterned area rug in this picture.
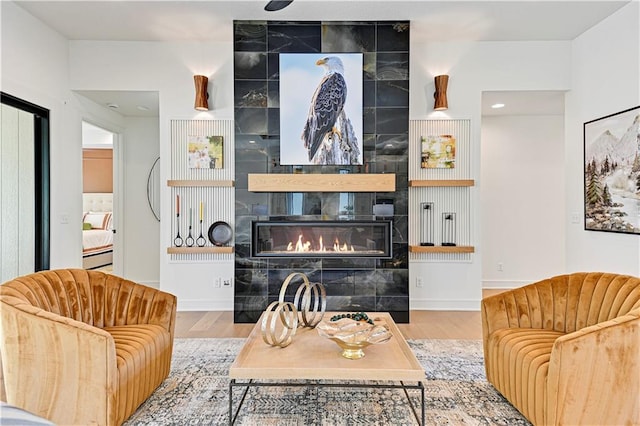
[124,338,530,425]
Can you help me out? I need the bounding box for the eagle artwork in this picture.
[301,56,361,165]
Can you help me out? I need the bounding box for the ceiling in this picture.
[13,0,622,117]
[14,1,629,43]
[76,90,160,117]
[481,91,565,116]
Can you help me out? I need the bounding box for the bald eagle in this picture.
[301,56,347,161]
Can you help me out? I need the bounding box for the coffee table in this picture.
[228,312,425,425]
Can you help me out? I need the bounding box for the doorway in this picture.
[480,90,566,290]
[75,90,160,284]
[0,92,50,281]
[81,121,116,272]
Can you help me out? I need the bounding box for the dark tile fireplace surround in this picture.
[233,20,410,323]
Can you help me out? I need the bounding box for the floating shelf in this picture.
[167,246,234,254]
[248,173,396,192]
[167,180,235,187]
[409,245,475,254]
[408,179,474,187]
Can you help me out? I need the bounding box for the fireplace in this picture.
[252,220,393,259]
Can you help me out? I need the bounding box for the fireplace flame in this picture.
[285,233,353,253]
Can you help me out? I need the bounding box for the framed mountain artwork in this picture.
[583,105,640,234]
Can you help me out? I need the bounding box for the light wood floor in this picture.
[175,289,507,340]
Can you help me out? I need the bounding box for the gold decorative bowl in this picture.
[317,317,392,359]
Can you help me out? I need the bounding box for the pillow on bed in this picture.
[83,222,92,230]
[84,212,112,230]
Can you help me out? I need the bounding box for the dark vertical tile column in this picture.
[234,21,410,323]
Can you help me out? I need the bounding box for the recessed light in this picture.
[137,105,150,111]
[107,103,119,109]
[249,140,256,144]
[491,103,505,109]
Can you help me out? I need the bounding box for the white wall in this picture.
[565,2,640,276]
[409,41,572,309]
[122,117,160,286]
[68,40,236,309]
[2,2,88,269]
[481,115,566,288]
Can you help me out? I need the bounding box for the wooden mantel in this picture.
[247,173,396,192]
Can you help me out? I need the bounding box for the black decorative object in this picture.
[442,212,456,246]
[146,157,160,221]
[419,202,435,246]
[208,221,233,246]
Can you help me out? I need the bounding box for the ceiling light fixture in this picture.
[194,75,209,111]
[433,75,449,111]
[491,103,505,109]
[107,103,119,109]
[264,0,293,11]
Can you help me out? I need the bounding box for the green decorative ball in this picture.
[330,311,374,324]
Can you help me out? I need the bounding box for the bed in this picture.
[82,193,113,269]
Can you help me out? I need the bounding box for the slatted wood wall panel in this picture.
[169,120,234,261]
[409,119,473,262]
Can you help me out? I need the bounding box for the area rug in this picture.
[123,338,530,425]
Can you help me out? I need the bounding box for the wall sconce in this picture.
[433,74,449,111]
[194,75,209,111]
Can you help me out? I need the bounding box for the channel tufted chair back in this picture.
[0,268,175,328]
[0,269,177,426]
[482,272,640,425]
[484,272,640,334]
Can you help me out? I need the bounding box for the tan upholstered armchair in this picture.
[0,269,177,426]
[481,272,640,426]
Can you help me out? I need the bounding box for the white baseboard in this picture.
[410,298,480,311]
[138,280,160,289]
[178,299,233,311]
[482,279,530,289]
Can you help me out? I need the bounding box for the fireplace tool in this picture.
[173,215,183,247]
[196,201,207,246]
[196,221,206,246]
[173,195,183,247]
[185,208,195,247]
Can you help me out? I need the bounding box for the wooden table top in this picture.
[229,312,425,382]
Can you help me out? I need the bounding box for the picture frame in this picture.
[421,134,456,168]
[188,135,223,169]
[583,105,640,234]
[279,53,363,166]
